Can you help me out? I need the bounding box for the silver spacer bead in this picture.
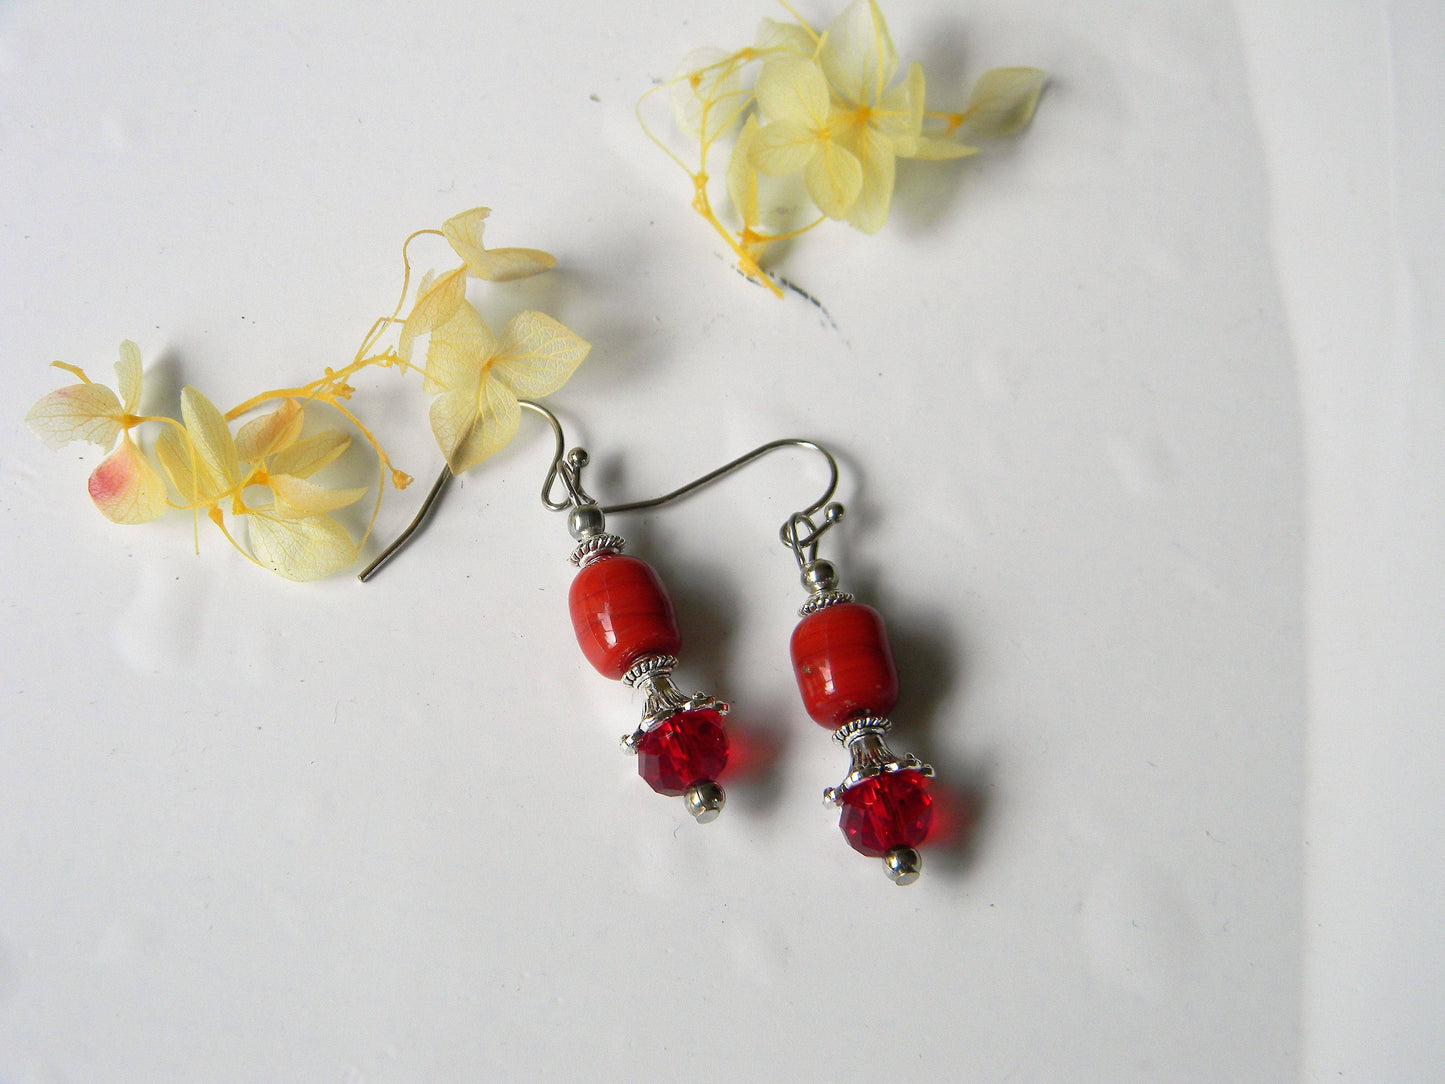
[798,589,855,617]
[570,533,627,567]
[801,559,839,594]
[684,780,726,823]
[832,715,892,746]
[621,654,680,688]
[568,504,607,540]
[883,846,923,885]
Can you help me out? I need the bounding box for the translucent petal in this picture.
[871,62,924,153]
[491,311,591,398]
[671,48,746,140]
[246,511,358,581]
[234,399,303,463]
[440,206,491,261]
[820,0,898,108]
[424,301,496,395]
[398,266,467,363]
[434,379,522,475]
[269,430,350,479]
[907,136,979,161]
[750,119,818,177]
[428,387,479,470]
[755,58,830,128]
[756,17,816,58]
[462,247,557,282]
[25,383,123,449]
[804,139,864,219]
[958,67,1046,139]
[116,340,143,415]
[87,436,169,524]
[155,427,201,504]
[180,386,239,489]
[726,115,762,229]
[844,124,897,234]
[268,474,368,518]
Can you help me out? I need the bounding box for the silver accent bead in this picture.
[683,780,726,823]
[568,504,607,540]
[798,589,855,617]
[883,846,923,885]
[801,559,839,594]
[570,533,627,566]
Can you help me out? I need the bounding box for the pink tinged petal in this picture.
[245,511,357,581]
[820,0,899,108]
[398,266,467,364]
[116,340,144,415]
[750,119,820,177]
[267,474,368,519]
[845,124,897,234]
[491,311,591,398]
[755,58,831,128]
[445,378,521,475]
[268,430,350,479]
[424,301,497,395]
[87,436,168,524]
[805,139,864,220]
[26,383,124,449]
[234,399,304,462]
[180,387,239,489]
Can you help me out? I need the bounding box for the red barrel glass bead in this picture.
[790,602,899,727]
[569,555,682,679]
[838,769,933,857]
[635,709,729,795]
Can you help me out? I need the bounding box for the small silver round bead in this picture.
[883,846,923,885]
[684,780,726,823]
[801,559,839,593]
[568,504,606,540]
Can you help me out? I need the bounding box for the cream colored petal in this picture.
[845,124,896,234]
[755,58,830,127]
[245,510,358,581]
[180,386,239,489]
[398,266,467,363]
[155,426,201,504]
[25,383,124,449]
[440,206,490,261]
[87,436,169,524]
[671,47,747,140]
[750,119,819,177]
[906,136,979,161]
[234,399,304,462]
[428,387,479,470]
[804,139,864,219]
[820,0,898,108]
[424,301,497,395]
[268,430,350,479]
[491,311,591,399]
[267,474,368,519]
[443,378,522,475]
[727,115,762,229]
[871,62,924,152]
[958,66,1046,139]
[756,17,816,58]
[116,340,143,415]
[465,247,558,282]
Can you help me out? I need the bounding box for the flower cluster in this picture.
[26,208,590,580]
[641,0,1045,295]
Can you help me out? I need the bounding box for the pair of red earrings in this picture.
[363,403,937,885]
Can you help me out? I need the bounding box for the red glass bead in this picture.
[790,602,899,727]
[569,555,682,679]
[635,709,729,795]
[837,769,933,857]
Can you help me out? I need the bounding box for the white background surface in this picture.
[1,1,1440,1080]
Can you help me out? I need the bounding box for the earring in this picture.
[781,505,936,886]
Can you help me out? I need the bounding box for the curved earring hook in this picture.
[357,399,844,581]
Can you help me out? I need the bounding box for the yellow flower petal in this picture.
[398,266,467,363]
[25,383,124,449]
[155,426,201,504]
[245,511,358,581]
[235,399,304,463]
[269,430,350,479]
[424,301,497,395]
[267,474,367,518]
[180,386,239,491]
[755,58,830,128]
[820,0,898,108]
[116,340,143,415]
[431,377,521,474]
[750,119,819,177]
[871,62,924,153]
[804,139,864,219]
[671,47,746,140]
[958,67,1046,139]
[491,311,591,398]
[87,436,169,524]
[756,17,816,59]
[441,206,556,282]
[907,136,979,161]
[843,124,896,234]
[726,114,762,230]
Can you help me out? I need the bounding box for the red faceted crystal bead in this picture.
[635,709,729,796]
[837,769,933,857]
[569,555,682,679]
[790,602,899,728]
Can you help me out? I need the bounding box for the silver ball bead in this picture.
[883,846,923,885]
[801,559,839,593]
[568,504,606,540]
[684,780,726,823]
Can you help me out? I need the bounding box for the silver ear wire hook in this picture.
[358,399,843,581]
